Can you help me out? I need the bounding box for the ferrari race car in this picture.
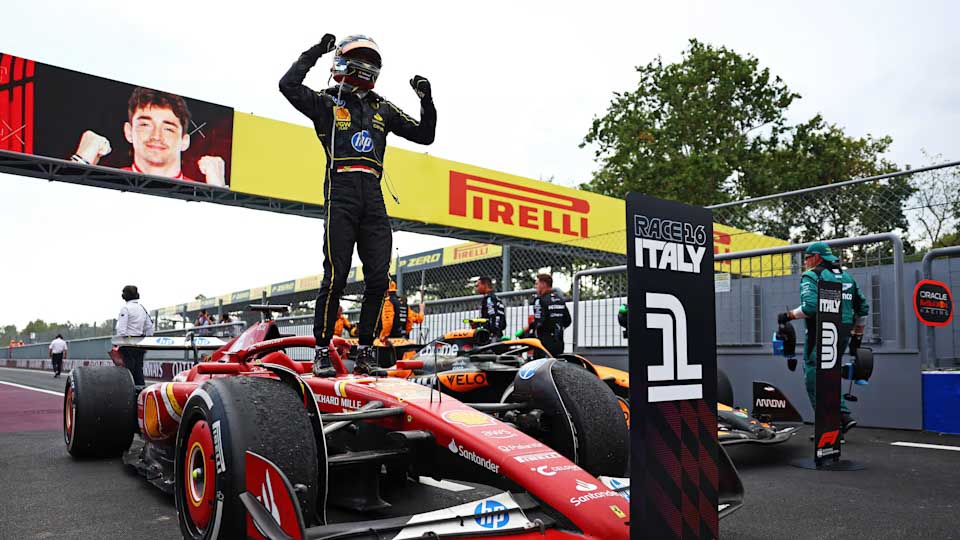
[65,327,645,538]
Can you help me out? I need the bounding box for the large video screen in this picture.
[0,53,233,186]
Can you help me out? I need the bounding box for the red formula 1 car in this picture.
[64,322,638,538]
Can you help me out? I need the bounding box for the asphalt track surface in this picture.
[2,366,959,539]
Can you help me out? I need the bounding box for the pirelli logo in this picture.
[452,243,490,261]
[449,172,590,238]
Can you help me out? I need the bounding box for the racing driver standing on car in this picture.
[778,242,868,435]
[280,34,436,376]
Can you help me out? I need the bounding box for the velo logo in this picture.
[350,130,374,152]
[474,500,510,529]
[820,322,838,369]
[645,292,701,402]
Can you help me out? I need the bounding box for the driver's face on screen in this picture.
[125,105,188,168]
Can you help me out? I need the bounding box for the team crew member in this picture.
[115,285,155,386]
[333,306,355,337]
[778,242,868,433]
[475,277,506,340]
[279,33,436,376]
[48,334,68,378]
[406,304,425,339]
[519,274,571,357]
[377,281,424,342]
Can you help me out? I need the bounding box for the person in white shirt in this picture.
[115,285,155,385]
[48,334,68,378]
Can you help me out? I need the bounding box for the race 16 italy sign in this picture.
[914,280,954,327]
[627,193,718,539]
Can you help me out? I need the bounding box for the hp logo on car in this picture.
[474,500,509,529]
[519,359,547,380]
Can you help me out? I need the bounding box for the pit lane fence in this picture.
[572,233,905,351]
[272,288,575,361]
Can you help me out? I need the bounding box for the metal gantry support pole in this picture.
[920,246,960,368]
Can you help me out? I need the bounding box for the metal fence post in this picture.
[502,244,511,292]
[571,265,627,351]
[572,272,580,350]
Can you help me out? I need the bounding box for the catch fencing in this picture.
[572,234,907,350]
[273,288,574,361]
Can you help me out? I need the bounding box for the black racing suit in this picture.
[479,292,506,340]
[280,45,436,347]
[531,291,571,357]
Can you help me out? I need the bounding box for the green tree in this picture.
[1,324,18,342]
[581,39,910,242]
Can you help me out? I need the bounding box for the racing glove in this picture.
[515,329,525,339]
[777,312,790,325]
[410,75,432,101]
[306,34,337,59]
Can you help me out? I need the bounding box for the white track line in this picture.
[0,380,64,397]
[891,442,960,452]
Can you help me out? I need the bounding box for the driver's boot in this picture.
[354,346,386,376]
[841,413,857,434]
[313,346,336,377]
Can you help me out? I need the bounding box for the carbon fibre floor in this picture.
[1,367,958,539]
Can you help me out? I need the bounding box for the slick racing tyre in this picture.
[64,367,136,458]
[542,361,628,477]
[175,377,320,539]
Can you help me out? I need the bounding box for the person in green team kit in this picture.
[778,242,869,435]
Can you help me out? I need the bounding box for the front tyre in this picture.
[175,377,319,539]
[526,361,628,477]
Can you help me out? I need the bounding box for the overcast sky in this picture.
[1,0,958,329]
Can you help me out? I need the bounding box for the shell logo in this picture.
[442,409,496,427]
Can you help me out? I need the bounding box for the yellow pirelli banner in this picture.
[229,112,787,261]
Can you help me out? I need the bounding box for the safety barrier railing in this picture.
[921,246,960,368]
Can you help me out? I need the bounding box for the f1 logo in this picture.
[820,322,838,369]
[645,292,702,402]
[817,430,840,448]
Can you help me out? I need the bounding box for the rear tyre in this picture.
[175,377,319,539]
[544,361,628,477]
[64,367,136,458]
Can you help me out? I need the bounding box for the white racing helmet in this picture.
[331,35,382,91]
